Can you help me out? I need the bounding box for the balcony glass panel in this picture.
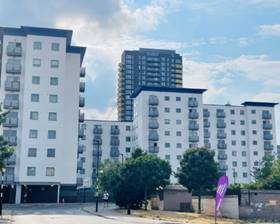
[7,42,22,57]
[148,95,159,105]
[6,59,21,74]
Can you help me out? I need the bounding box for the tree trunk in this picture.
[127,204,131,215]
[144,188,148,211]
[198,190,201,214]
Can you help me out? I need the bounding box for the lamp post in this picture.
[93,139,101,212]
[120,153,124,165]
[232,168,236,184]
[0,168,6,216]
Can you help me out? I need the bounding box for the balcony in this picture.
[6,59,21,74]
[216,110,225,118]
[5,80,20,92]
[217,132,227,139]
[78,128,85,138]
[149,108,159,117]
[110,128,120,135]
[77,177,83,186]
[93,136,102,145]
[263,133,273,140]
[189,111,199,119]
[189,135,199,142]
[149,146,159,153]
[110,137,120,146]
[79,82,85,92]
[217,142,227,149]
[4,174,14,182]
[204,142,211,149]
[3,117,18,128]
[110,147,119,157]
[262,111,272,119]
[148,96,159,105]
[203,121,210,128]
[218,153,227,160]
[78,145,85,154]
[4,135,17,146]
[80,67,86,77]
[203,110,210,117]
[149,119,159,129]
[7,43,22,57]
[263,123,272,130]
[217,121,226,128]
[77,161,83,170]
[149,131,159,141]
[79,96,85,107]
[264,143,273,151]
[204,131,210,139]
[93,127,103,135]
[7,154,16,166]
[79,112,85,123]
[189,122,199,131]
[188,99,198,108]
[218,164,228,171]
[92,149,102,156]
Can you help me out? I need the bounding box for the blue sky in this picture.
[1,0,280,142]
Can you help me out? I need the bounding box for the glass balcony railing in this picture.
[149,145,159,153]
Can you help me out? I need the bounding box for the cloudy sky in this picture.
[1,0,280,142]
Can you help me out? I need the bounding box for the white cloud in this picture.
[259,24,280,37]
[85,106,117,120]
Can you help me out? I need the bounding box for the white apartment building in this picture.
[0,26,86,203]
[77,120,133,187]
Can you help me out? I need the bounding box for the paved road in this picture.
[5,203,182,224]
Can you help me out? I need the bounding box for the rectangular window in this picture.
[252,130,257,135]
[241,141,246,146]
[164,96,170,101]
[28,148,37,157]
[243,173,248,178]
[252,120,257,124]
[177,155,182,160]
[47,148,55,157]
[126,136,131,142]
[164,131,170,136]
[48,130,56,139]
[232,140,236,146]
[31,93,39,102]
[231,130,236,135]
[164,119,170,124]
[240,120,245,125]
[240,110,245,115]
[30,111,39,120]
[232,151,237,156]
[241,130,246,135]
[51,43,60,51]
[32,58,41,67]
[50,77,58,86]
[176,108,181,113]
[230,109,235,115]
[49,94,58,103]
[27,167,36,176]
[29,129,38,139]
[253,151,258,156]
[176,143,182,148]
[242,151,247,156]
[50,60,59,68]
[176,97,181,101]
[253,140,258,145]
[164,107,170,113]
[126,126,131,131]
[176,120,182,125]
[48,112,57,121]
[125,147,131,153]
[242,162,247,167]
[251,110,256,114]
[176,131,182,136]
[232,161,237,167]
[46,167,55,176]
[33,41,42,50]
[165,155,170,160]
[231,120,235,125]
[32,76,40,84]
[165,143,170,148]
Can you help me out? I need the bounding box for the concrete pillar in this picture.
[15,184,21,204]
[57,184,60,204]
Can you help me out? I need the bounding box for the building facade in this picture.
[117,48,183,122]
[0,26,86,203]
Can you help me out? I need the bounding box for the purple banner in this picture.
[215,176,229,216]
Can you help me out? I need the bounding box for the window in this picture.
[240,120,245,125]
[176,108,181,113]
[32,76,40,84]
[164,119,170,124]
[230,109,235,115]
[47,148,55,157]
[240,110,245,115]
[165,143,170,148]
[48,130,56,139]
[177,155,182,160]
[28,148,37,157]
[176,131,182,136]
[30,111,39,120]
[251,110,256,114]
[176,120,182,125]
[29,129,38,139]
[31,93,39,102]
[50,60,59,68]
[253,151,258,156]
[27,167,36,176]
[176,143,182,148]
[233,172,238,178]
[176,97,181,101]
[253,140,258,145]
[50,77,58,86]
[242,162,247,167]
[164,131,170,136]
[232,161,237,167]
[46,167,55,176]
[242,151,247,156]
[254,161,259,166]
[126,126,131,131]
[231,120,235,125]
[164,96,170,101]
[241,130,246,135]
[252,120,256,125]
[32,58,41,67]
[51,43,60,51]
[241,141,246,146]
[232,151,237,156]
[252,130,257,135]
[243,173,248,178]
[232,140,236,146]
[164,107,170,113]
[33,41,42,50]
[125,147,131,153]
[126,136,131,142]
[48,112,57,121]
[49,94,58,103]
[231,130,236,135]
[165,155,170,160]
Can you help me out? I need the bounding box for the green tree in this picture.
[131,147,146,159]
[0,107,14,172]
[262,160,280,189]
[251,154,274,182]
[176,147,218,213]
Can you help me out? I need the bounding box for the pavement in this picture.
[1,203,185,224]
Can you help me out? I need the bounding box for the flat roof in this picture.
[131,86,207,98]
[242,101,278,107]
[0,26,86,64]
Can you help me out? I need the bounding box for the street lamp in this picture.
[232,168,236,184]
[0,168,6,216]
[93,139,101,212]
